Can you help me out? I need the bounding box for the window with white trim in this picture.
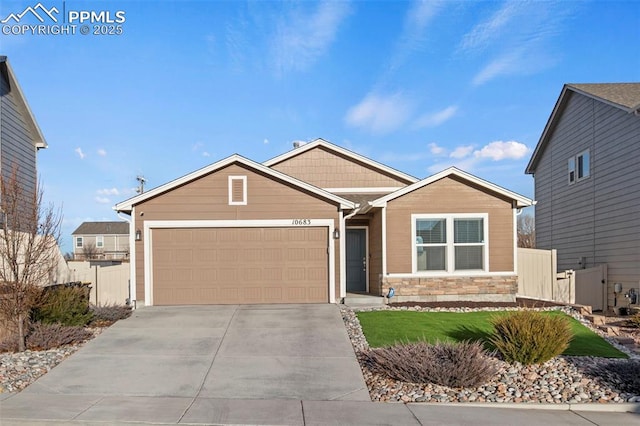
[96,235,104,248]
[75,237,83,248]
[413,214,488,273]
[568,149,590,184]
[228,176,247,205]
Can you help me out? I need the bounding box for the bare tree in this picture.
[82,241,98,260]
[517,214,536,248]
[0,167,62,351]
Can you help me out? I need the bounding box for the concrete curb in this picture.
[405,401,640,413]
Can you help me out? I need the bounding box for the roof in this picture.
[0,56,47,149]
[114,154,357,213]
[369,167,534,209]
[263,138,419,185]
[526,83,640,174]
[72,221,129,235]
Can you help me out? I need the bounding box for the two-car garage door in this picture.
[151,227,329,305]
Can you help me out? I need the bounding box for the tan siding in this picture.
[385,176,514,274]
[368,210,383,295]
[270,146,411,188]
[133,163,341,302]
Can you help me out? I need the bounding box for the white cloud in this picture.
[202,151,211,157]
[97,188,119,196]
[345,92,412,134]
[414,105,458,128]
[474,140,529,161]
[429,142,445,155]
[97,148,107,157]
[94,196,110,204]
[263,138,269,144]
[75,147,85,159]
[450,145,474,159]
[458,2,522,53]
[272,1,350,75]
[471,51,522,86]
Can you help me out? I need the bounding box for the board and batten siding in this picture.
[534,90,640,303]
[385,176,515,274]
[132,163,342,303]
[269,146,411,188]
[0,69,38,199]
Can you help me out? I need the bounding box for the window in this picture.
[228,176,247,205]
[577,150,590,180]
[568,157,576,184]
[568,150,590,184]
[413,214,488,273]
[75,237,83,248]
[96,236,104,248]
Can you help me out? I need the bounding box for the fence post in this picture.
[550,249,557,300]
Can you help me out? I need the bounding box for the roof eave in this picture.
[0,57,48,150]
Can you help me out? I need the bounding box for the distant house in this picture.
[72,222,130,260]
[0,56,47,202]
[115,138,532,307]
[526,83,640,309]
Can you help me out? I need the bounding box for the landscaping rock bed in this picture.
[340,305,640,404]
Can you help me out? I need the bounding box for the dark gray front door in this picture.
[346,228,367,292]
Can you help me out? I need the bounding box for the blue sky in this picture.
[1,0,639,253]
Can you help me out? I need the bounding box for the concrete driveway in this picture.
[19,304,369,401]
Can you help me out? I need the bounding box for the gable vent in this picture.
[228,176,247,205]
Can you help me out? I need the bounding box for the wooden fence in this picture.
[64,261,130,305]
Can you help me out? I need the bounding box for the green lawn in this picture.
[357,310,627,358]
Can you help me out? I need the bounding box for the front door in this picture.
[346,228,367,292]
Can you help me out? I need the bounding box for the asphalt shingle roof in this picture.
[72,221,129,235]
[568,83,640,110]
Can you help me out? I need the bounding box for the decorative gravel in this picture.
[0,327,104,393]
[340,305,640,404]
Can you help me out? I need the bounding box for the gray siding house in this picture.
[526,83,640,309]
[72,221,130,260]
[0,56,47,199]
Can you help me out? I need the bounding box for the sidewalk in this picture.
[1,394,639,425]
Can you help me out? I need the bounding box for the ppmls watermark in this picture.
[1,2,126,36]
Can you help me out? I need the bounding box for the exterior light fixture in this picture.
[333,228,340,239]
[135,229,142,241]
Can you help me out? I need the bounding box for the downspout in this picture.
[339,205,361,301]
[116,210,135,309]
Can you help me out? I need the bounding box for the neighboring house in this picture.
[526,83,640,309]
[72,221,130,260]
[115,139,533,307]
[0,56,47,206]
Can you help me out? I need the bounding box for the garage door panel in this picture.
[152,227,329,305]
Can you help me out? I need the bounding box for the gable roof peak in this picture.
[264,138,419,184]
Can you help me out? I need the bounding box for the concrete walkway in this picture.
[1,304,639,424]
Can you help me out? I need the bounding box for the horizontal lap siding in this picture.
[534,92,640,291]
[134,163,341,302]
[385,176,514,274]
[270,146,411,188]
[0,73,37,199]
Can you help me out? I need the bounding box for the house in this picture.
[115,139,533,307]
[0,56,46,203]
[526,83,640,310]
[71,221,130,260]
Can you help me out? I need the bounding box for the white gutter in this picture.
[115,209,136,309]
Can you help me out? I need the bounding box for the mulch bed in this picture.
[389,297,566,309]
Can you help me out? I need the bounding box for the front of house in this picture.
[115,139,533,307]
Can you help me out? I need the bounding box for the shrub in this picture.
[0,323,93,352]
[627,312,640,328]
[592,359,640,394]
[490,310,573,365]
[32,285,93,326]
[90,303,132,325]
[365,340,497,388]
